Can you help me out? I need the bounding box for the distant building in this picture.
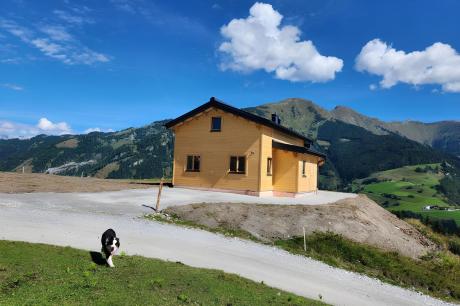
[165,97,325,197]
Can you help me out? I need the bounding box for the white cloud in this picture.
[37,118,71,133]
[40,25,73,41]
[110,0,136,13]
[369,84,377,91]
[218,2,343,82]
[84,127,114,134]
[1,83,23,91]
[0,19,109,65]
[356,39,460,93]
[0,118,72,139]
[84,127,101,133]
[53,9,94,25]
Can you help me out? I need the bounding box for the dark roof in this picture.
[272,140,326,159]
[165,97,312,143]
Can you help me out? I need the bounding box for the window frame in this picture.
[229,155,246,174]
[186,155,201,172]
[267,157,272,176]
[210,116,222,132]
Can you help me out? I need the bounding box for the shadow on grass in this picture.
[89,251,106,266]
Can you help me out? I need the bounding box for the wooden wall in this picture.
[172,107,261,192]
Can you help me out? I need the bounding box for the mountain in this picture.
[0,98,458,193]
[0,120,173,179]
[244,98,459,189]
[331,106,460,157]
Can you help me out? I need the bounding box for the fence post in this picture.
[155,178,164,212]
[303,226,306,252]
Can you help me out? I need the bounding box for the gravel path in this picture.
[0,189,453,306]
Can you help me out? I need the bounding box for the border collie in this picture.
[101,228,120,267]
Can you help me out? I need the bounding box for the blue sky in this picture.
[0,0,459,137]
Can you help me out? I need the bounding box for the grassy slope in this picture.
[147,214,460,302]
[276,232,459,302]
[0,240,324,306]
[352,163,460,225]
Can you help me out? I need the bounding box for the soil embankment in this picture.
[165,195,435,258]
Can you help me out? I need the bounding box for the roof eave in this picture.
[164,97,313,143]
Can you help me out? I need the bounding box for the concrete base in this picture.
[173,185,317,198]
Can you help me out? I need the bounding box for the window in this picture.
[267,157,272,176]
[186,155,200,172]
[229,156,246,174]
[211,117,222,132]
[302,160,306,177]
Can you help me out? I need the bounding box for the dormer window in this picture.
[211,117,221,132]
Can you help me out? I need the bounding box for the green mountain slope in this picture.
[331,106,460,157]
[0,120,173,179]
[352,163,460,225]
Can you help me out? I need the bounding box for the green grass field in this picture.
[352,164,460,225]
[0,240,325,306]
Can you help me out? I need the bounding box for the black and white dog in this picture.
[101,229,120,267]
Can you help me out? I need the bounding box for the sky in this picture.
[0,0,459,138]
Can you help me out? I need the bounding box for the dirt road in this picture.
[0,189,452,306]
[0,172,150,193]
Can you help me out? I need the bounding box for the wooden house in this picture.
[165,97,325,196]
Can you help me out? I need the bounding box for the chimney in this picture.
[271,113,281,125]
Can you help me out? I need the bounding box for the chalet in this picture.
[165,97,325,197]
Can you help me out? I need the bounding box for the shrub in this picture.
[362,177,379,185]
[392,210,460,236]
[448,239,460,256]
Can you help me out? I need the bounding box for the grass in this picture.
[352,163,460,225]
[275,232,460,302]
[126,177,172,184]
[0,240,325,306]
[145,213,260,242]
[147,214,460,303]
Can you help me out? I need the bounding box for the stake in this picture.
[155,178,164,212]
[303,226,306,252]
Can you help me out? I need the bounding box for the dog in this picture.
[101,228,120,267]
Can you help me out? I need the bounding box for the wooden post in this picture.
[22,166,24,174]
[155,178,164,212]
[303,226,306,252]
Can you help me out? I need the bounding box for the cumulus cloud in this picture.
[0,118,72,139]
[37,118,71,133]
[218,2,343,82]
[356,39,460,93]
[0,18,109,65]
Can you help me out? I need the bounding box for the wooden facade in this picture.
[166,98,325,196]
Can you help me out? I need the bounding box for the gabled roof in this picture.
[272,140,326,159]
[165,97,313,143]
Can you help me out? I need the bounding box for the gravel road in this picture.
[0,189,453,306]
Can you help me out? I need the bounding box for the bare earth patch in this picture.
[0,172,150,193]
[165,195,436,258]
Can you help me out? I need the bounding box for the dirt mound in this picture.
[165,195,436,258]
[0,172,150,193]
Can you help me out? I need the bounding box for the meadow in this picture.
[0,240,324,306]
[352,164,460,225]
